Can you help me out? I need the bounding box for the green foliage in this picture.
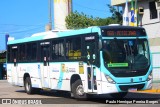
[107,4,123,24]
[65,5,122,29]
[65,11,95,29]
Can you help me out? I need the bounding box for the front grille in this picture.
[112,71,147,77]
[108,66,150,77]
[119,84,145,91]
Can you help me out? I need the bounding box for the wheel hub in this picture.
[76,85,84,96]
[26,82,30,92]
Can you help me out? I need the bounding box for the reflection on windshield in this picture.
[103,39,150,71]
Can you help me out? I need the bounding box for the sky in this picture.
[0,0,112,50]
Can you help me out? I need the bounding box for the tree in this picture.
[65,11,95,29]
[65,5,122,29]
[107,4,123,24]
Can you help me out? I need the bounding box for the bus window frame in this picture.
[65,35,83,61]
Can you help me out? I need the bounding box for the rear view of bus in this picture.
[100,26,152,98]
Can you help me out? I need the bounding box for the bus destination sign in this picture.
[101,29,146,37]
[106,30,137,36]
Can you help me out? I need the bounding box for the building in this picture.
[112,0,160,51]
[0,51,7,80]
[112,0,160,86]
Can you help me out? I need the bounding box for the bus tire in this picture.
[71,79,87,100]
[24,77,35,94]
[110,92,128,99]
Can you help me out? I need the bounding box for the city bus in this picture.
[7,26,152,99]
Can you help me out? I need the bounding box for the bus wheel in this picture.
[24,77,34,94]
[71,79,87,100]
[110,92,128,99]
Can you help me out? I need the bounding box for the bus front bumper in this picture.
[100,79,152,94]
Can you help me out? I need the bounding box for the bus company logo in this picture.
[61,64,66,72]
[52,68,59,72]
[68,68,76,72]
[38,65,40,69]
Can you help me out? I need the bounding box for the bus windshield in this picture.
[102,39,150,73]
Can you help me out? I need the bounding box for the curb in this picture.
[138,89,160,93]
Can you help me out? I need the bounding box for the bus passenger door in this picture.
[40,42,50,88]
[11,46,18,85]
[84,35,98,93]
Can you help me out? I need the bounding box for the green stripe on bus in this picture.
[108,63,128,67]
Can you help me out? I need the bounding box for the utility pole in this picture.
[46,0,52,31]
[49,0,52,30]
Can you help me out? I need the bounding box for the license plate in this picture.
[128,88,137,92]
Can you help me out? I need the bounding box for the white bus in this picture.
[7,26,152,99]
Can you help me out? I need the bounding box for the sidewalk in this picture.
[138,83,160,93]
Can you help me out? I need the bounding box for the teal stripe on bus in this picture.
[7,26,100,45]
[8,35,45,45]
[57,27,99,37]
[57,64,64,89]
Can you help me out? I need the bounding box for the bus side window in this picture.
[26,43,37,61]
[7,46,11,62]
[32,43,37,60]
[65,37,81,60]
[52,40,65,61]
[26,44,31,61]
[19,44,26,61]
[11,46,18,63]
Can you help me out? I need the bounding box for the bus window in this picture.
[19,44,26,61]
[26,44,31,60]
[7,46,11,62]
[11,46,18,63]
[52,40,64,61]
[103,39,149,71]
[26,43,37,61]
[32,43,37,60]
[66,37,81,60]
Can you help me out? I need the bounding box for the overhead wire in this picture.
[0,25,44,34]
[0,23,44,27]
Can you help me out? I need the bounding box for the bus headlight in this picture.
[147,72,152,81]
[105,75,116,84]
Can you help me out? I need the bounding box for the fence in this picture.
[152,52,160,89]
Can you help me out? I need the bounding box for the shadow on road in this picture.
[15,89,160,104]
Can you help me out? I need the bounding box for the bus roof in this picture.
[7,26,100,45]
[7,26,146,45]
[100,26,145,30]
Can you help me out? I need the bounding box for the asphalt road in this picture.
[1,80,160,107]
